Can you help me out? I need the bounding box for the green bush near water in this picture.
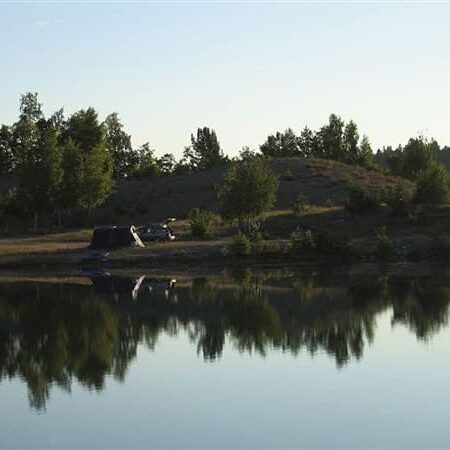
[228,233,251,257]
[188,208,217,240]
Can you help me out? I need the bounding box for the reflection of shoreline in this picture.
[0,269,449,410]
[0,261,449,286]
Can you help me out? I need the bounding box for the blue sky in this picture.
[0,1,449,157]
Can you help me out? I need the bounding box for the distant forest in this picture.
[0,92,449,224]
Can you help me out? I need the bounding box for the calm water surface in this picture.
[1,266,450,449]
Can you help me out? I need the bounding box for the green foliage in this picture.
[184,127,225,170]
[104,113,133,178]
[65,107,104,155]
[260,128,301,158]
[289,227,315,254]
[218,156,278,234]
[80,142,114,210]
[374,226,393,259]
[259,115,374,167]
[0,125,14,174]
[383,182,410,215]
[132,143,160,178]
[157,153,177,175]
[346,185,381,213]
[16,127,63,218]
[293,191,310,215]
[413,161,450,206]
[251,240,283,257]
[60,138,83,210]
[228,232,251,257]
[386,136,437,180]
[188,208,216,240]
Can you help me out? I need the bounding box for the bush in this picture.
[293,192,310,215]
[251,240,283,257]
[375,226,392,259]
[218,156,278,235]
[413,162,450,206]
[289,227,315,254]
[188,208,216,240]
[346,185,381,213]
[228,233,251,257]
[383,182,410,215]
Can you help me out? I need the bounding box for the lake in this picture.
[1,264,450,449]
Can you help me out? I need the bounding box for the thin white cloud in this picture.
[36,20,50,27]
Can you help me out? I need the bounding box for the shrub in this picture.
[289,227,315,254]
[375,226,392,259]
[252,239,282,257]
[324,198,333,208]
[346,185,381,213]
[413,162,450,206]
[293,192,310,215]
[218,156,278,235]
[188,208,216,240]
[383,182,410,215]
[228,233,251,257]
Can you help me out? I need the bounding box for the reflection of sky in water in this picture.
[1,275,450,448]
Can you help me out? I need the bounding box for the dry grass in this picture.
[0,230,90,256]
[89,157,413,226]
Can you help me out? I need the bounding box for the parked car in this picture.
[136,224,175,242]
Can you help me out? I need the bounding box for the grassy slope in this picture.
[93,157,412,226]
[0,157,424,266]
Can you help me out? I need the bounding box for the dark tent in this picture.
[89,225,145,250]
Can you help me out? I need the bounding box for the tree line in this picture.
[0,93,227,225]
[1,92,449,226]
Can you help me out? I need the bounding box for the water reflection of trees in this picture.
[0,270,449,409]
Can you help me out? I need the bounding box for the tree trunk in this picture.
[33,212,38,232]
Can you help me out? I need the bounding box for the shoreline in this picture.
[0,238,447,272]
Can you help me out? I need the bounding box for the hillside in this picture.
[94,157,412,225]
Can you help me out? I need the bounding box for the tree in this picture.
[402,137,436,180]
[388,137,436,180]
[358,135,375,167]
[0,125,14,174]
[80,142,113,211]
[19,92,43,122]
[413,161,450,206]
[104,113,134,178]
[132,143,160,178]
[298,127,317,158]
[260,128,300,158]
[185,127,225,170]
[65,108,104,155]
[343,120,359,163]
[17,127,62,228]
[317,114,345,160]
[157,153,177,175]
[59,138,84,212]
[218,156,278,235]
[11,93,43,170]
[65,108,113,211]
